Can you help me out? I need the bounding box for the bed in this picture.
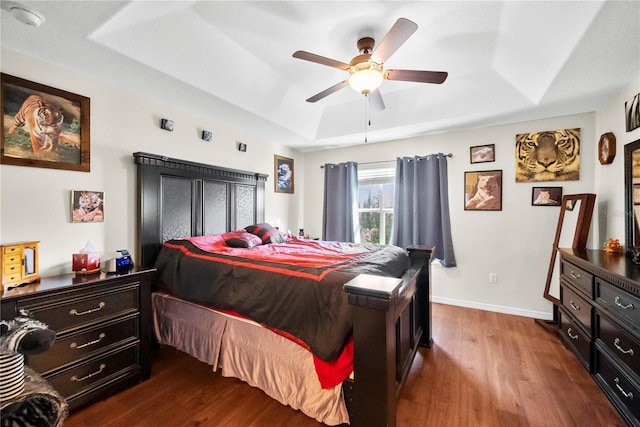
[134,152,433,427]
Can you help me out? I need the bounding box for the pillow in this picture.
[244,223,285,244]
[225,232,263,248]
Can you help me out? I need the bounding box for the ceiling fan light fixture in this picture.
[348,57,383,95]
[349,69,383,94]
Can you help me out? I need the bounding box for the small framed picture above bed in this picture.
[531,186,562,206]
[469,144,495,164]
[274,154,294,193]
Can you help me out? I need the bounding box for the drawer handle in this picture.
[70,333,106,350]
[614,296,634,310]
[69,302,106,316]
[614,377,634,399]
[567,328,578,340]
[614,338,635,356]
[570,271,581,280]
[71,364,106,382]
[569,301,580,311]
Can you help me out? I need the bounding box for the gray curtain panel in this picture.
[391,154,457,267]
[322,162,359,242]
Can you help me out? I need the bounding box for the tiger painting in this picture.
[515,128,580,182]
[8,95,64,155]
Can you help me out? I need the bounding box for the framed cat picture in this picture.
[71,190,104,223]
[464,170,502,211]
[532,187,562,206]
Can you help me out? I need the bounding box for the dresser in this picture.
[558,249,640,426]
[0,268,154,412]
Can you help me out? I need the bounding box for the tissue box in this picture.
[72,252,101,272]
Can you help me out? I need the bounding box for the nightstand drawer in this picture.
[596,279,640,325]
[25,285,139,332]
[561,284,592,331]
[28,315,139,374]
[561,260,593,298]
[46,344,139,399]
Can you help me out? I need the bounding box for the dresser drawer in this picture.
[597,313,640,377]
[561,260,593,298]
[561,284,592,332]
[45,344,139,399]
[596,279,640,326]
[23,285,139,333]
[28,315,139,374]
[2,245,22,256]
[559,308,591,370]
[595,348,640,424]
[3,253,21,265]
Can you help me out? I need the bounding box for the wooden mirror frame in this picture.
[624,138,640,261]
[543,193,596,306]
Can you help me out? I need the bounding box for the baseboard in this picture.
[431,296,554,321]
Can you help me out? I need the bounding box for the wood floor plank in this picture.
[63,303,627,427]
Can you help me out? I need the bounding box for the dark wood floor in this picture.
[64,303,626,427]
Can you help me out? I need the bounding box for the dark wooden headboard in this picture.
[134,152,268,268]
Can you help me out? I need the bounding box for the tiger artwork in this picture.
[8,95,64,155]
[466,174,501,210]
[515,128,580,182]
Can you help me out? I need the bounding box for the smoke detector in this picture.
[5,1,45,27]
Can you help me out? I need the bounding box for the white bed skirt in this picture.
[152,292,350,425]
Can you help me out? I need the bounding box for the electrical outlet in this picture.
[489,273,497,283]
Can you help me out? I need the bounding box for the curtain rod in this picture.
[320,153,453,168]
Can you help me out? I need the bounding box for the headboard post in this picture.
[134,152,268,268]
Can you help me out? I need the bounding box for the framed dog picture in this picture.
[1,73,91,172]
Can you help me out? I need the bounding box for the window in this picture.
[357,162,395,244]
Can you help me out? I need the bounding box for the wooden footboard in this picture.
[344,246,433,427]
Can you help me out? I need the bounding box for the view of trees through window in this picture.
[358,182,394,244]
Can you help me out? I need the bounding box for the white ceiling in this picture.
[1,1,639,152]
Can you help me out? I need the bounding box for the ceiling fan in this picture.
[292,17,448,111]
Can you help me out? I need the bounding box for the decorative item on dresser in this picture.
[558,248,640,426]
[0,268,155,412]
[1,241,40,291]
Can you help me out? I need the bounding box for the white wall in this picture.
[593,79,640,245]
[303,103,640,319]
[0,49,302,276]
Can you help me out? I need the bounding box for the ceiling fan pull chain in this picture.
[364,95,369,143]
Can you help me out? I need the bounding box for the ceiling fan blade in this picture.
[306,80,349,103]
[371,18,418,64]
[385,69,448,84]
[368,89,385,111]
[293,51,350,70]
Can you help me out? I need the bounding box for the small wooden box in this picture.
[1,241,40,291]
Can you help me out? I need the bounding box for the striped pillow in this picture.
[225,232,263,248]
[244,223,285,244]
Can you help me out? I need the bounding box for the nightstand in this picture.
[0,268,155,412]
